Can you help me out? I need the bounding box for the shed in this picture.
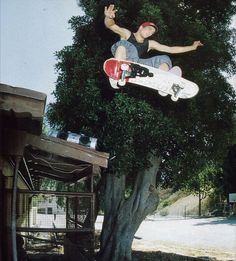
[0,83,109,261]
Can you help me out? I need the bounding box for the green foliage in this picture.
[184,162,223,196]
[47,0,236,192]
[101,92,182,175]
[40,178,58,191]
[222,144,236,196]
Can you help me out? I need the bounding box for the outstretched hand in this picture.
[104,4,117,19]
[192,41,204,50]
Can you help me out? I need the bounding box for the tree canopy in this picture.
[47,0,236,260]
[48,0,236,188]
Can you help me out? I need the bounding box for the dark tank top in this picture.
[127,33,149,58]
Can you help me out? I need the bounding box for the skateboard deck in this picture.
[103,58,199,101]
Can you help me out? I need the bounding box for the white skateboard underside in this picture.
[106,59,199,101]
[126,65,198,99]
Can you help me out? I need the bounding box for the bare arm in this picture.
[149,40,203,54]
[104,4,131,40]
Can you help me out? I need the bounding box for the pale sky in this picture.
[0,0,82,104]
[0,1,235,106]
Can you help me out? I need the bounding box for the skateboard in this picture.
[103,58,199,101]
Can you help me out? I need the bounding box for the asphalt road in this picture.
[96,216,236,260]
[134,216,236,250]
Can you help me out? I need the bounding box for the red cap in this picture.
[141,22,158,32]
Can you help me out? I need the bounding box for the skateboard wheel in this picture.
[158,91,168,96]
[118,79,126,86]
[109,78,120,89]
[121,63,129,71]
[171,95,179,102]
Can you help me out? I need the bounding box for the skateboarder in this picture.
[104,4,203,72]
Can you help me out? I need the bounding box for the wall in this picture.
[0,170,4,261]
[0,155,29,261]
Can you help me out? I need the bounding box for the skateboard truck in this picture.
[130,64,153,78]
[118,63,130,86]
[171,84,184,101]
[118,63,154,86]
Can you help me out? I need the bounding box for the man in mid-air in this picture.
[104,4,203,73]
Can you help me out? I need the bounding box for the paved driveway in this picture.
[96,216,236,260]
[133,216,236,260]
[134,216,236,250]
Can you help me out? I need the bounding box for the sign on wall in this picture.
[229,193,236,203]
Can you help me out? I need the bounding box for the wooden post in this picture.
[11,156,22,261]
[2,129,27,261]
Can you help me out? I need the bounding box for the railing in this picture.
[11,189,95,232]
[6,189,96,259]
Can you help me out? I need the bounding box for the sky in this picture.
[0,0,83,104]
[0,1,235,105]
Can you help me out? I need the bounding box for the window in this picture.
[37,208,46,214]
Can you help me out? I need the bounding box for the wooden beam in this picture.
[2,129,109,168]
[16,227,94,233]
[26,134,109,168]
[0,83,46,119]
[16,189,94,197]
[2,129,27,156]
[0,83,46,100]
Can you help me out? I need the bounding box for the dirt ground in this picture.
[93,232,235,261]
[132,241,235,261]
[132,250,218,261]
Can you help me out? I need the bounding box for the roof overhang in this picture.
[0,83,47,135]
[0,83,109,190]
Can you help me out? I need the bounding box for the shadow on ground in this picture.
[193,217,236,226]
[28,251,218,261]
[132,250,218,261]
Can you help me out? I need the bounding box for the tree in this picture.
[47,0,236,260]
[183,163,222,216]
[223,144,236,201]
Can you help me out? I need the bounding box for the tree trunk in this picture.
[198,189,203,217]
[97,155,161,261]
